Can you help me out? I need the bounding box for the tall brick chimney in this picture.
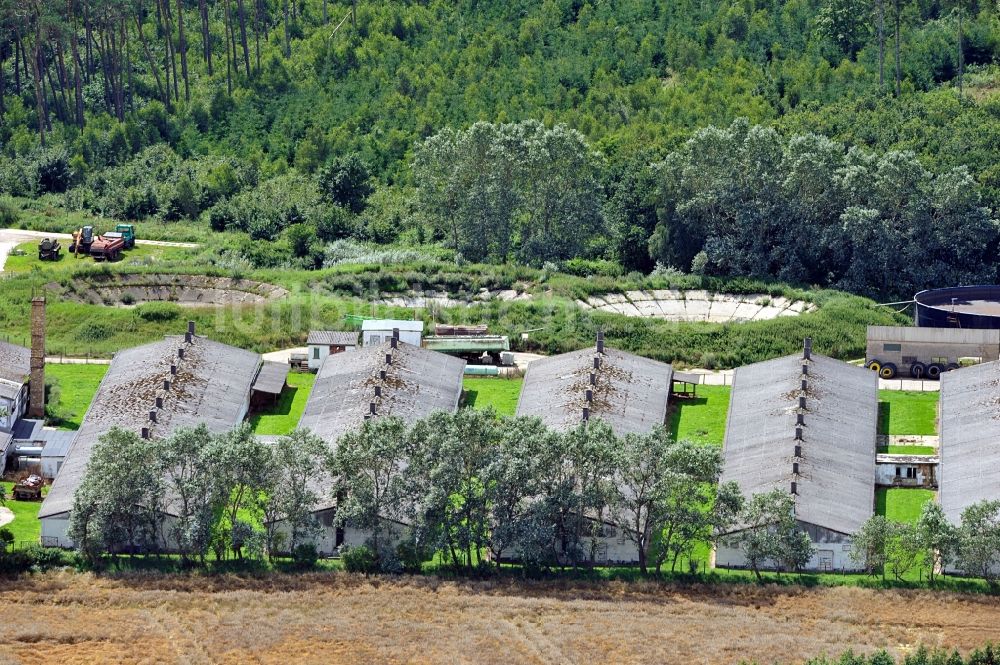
[28,297,45,419]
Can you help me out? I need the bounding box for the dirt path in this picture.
[0,573,998,664]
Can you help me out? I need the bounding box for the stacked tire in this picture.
[866,360,897,379]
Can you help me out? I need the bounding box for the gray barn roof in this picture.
[0,340,30,385]
[40,335,261,519]
[307,331,359,346]
[721,353,877,536]
[253,361,289,395]
[515,346,673,435]
[939,360,1000,524]
[38,430,75,459]
[299,341,465,446]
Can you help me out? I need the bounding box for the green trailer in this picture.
[422,335,512,365]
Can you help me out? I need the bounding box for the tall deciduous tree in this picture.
[262,429,329,558]
[726,489,814,581]
[68,427,165,560]
[331,416,414,567]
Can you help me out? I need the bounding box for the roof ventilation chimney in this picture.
[802,363,809,376]
[794,444,802,458]
[790,481,798,495]
[163,379,171,391]
[369,401,377,416]
[185,332,193,344]
[170,364,178,376]
[589,372,596,386]
[380,370,387,381]
[803,337,812,361]
[801,379,808,392]
[593,357,601,370]
[178,347,185,359]
[149,410,157,423]
[28,297,45,419]
[796,413,804,426]
[188,321,196,336]
[385,353,393,366]
[798,395,806,410]
[585,389,593,402]
[375,386,382,398]
[582,407,590,422]
[392,327,400,340]
[795,427,803,441]
[141,427,150,440]
[596,331,605,354]
[792,462,800,475]
[390,336,398,349]
[155,396,163,409]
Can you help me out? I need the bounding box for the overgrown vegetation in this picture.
[0,1,997,298]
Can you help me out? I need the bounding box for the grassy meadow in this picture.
[249,372,317,436]
[877,391,939,436]
[0,481,45,544]
[1,573,999,664]
[44,363,109,430]
[668,385,731,445]
[462,377,524,416]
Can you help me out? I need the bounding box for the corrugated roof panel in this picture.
[515,347,673,435]
[299,341,465,446]
[720,353,877,535]
[939,361,1000,524]
[40,336,261,519]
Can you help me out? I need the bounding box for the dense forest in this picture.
[1,0,998,297]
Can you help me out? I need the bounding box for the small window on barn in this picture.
[895,466,901,477]
[902,356,918,365]
[313,347,320,360]
[883,343,902,352]
[906,467,917,479]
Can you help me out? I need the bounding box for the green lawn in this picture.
[877,390,938,436]
[4,241,195,274]
[876,488,935,524]
[878,445,937,456]
[249,371,317,435]
[668,385,731,446]
[45,363,109,430]
[463,377,524,417]
[0,482,44,545]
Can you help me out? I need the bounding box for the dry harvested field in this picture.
[0,573,999,664]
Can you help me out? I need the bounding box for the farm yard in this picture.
[1,573,1000,664]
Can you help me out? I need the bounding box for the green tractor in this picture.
[103,223,136,250]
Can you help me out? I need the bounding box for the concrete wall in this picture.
[0,385,27,431]
[269,511,410,557]
[502,522,642,566]
[42,513,183,551]
[41,456,64,480]
[307,343,356,371]
[715,523,862,573]
[876,462,936,488]
[363,330,421,348]
[867,327,1000,374]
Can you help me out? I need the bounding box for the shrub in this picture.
[396,541,430,574]
[75,321,115,341]
[342,544,378,574]
[0,197,17,226]
[135,302,182,322]
[23,545,69,571]
[291,543,319,568]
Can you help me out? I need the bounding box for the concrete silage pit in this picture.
[578,290,817,323]
[55,273,290,308]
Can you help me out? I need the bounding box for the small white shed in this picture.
[306,331,360,371]
[361,320,424,348]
